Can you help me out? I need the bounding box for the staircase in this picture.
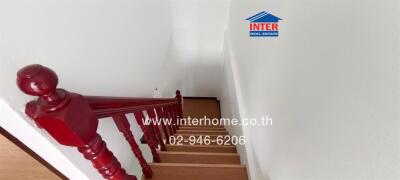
[16,64,247,180]
[144,98,248,180]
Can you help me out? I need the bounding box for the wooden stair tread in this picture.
[149,162,246,168]
[143,163,248,180]
[158,151,238,156]
[166,144,235,148]
[177,139,233,145]
[173,134,229,138]
[172,134,230,140]
[158,151,240,164]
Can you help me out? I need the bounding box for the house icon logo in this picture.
[246,11,282,37]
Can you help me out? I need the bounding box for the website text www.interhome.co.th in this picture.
[143,115,273,127]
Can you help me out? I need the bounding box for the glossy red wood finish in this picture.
[175,90,183,121]
[17,64,135,180]
[172,105,179,130]
[167,106,177,134]
[84,96,177,119]
[112,114,152,178]
[146,109,167,151]
[78,134,136,180]
[17,64,183,179]
[133,112,160,162]
[163,106,174,136]
[170,107,177,133]
[155,107,170,144]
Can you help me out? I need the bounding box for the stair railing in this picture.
[16,64,183,180]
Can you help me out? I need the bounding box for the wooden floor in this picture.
[0,132,61,180]
[182,98,221,119]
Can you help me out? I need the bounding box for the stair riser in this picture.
[177,139,233,146]
[176,130,228,135]
[179,125,225,129]
[144,163,248,180]
[159,153,240,164]
[173,134,228,139]
[166,145,237,153]
[178,127,226,131]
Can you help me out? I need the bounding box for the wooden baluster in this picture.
[176,105,181,128]
[175,90,183,127]
[164,106,175,134]
[17,64,136,180]
[146,112,161,147]
[149,123,160,146]
[146,108,167,151]
[112,114,152,178]
[170,106,178,131]
[141,112,159,147]
[155,107,170,144]
[173,104,180,129]
[160,106,171,136]
[133,111,160,162]
[170,106,178,133]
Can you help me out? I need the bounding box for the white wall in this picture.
[220,34,266,180]
[160,0,230,97]
[0,0,172,108]
[222,0,400,179]
[0,0,171,179]
[219,35,249,172]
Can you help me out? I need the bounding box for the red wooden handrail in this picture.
[85,97,178,119]
[16,64,183,180]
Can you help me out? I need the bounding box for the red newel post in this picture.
[17,64,136,180]
[112,114,153,178]
[133,112,160,162]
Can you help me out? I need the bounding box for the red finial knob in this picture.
[176,90,181,96]
[17,64,58,96]
[17,64,70,111]
[175,90,182,103]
